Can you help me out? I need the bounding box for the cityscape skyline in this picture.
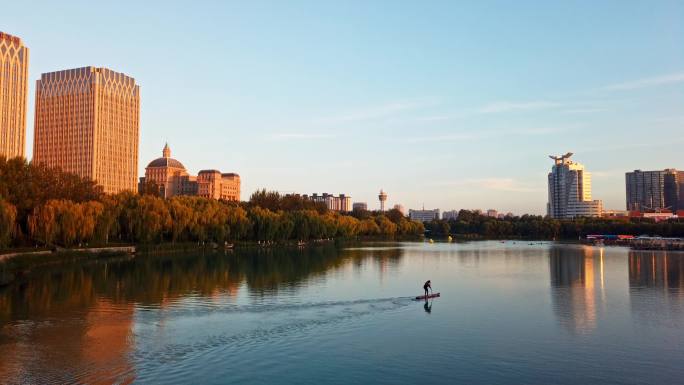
[2,1,683,214]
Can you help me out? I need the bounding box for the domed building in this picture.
[139,144,240,201]
[141,143,194,198]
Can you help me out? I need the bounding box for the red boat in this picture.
[415,293,440,300]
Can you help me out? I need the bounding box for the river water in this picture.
[0,241,683,384]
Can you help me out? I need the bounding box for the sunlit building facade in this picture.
[141,143,197,198]
[33,67,140,194]
[547,153,603,219]
[0,32,29,159]
[140,143,241,201]
[197,170,241,201]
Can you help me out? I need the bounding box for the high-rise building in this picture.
[33,67,140,194]
[547,153,603,218]
[626,169,684,211]
[409,208,440,222]
[0,32,29,159]
[664,170,684,212]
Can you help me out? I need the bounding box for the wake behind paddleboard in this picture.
[415,293,440,300]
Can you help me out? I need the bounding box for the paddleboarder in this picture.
[423,280,432,298]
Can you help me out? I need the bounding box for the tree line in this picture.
[424,209,684,239]
[0,157,424,248]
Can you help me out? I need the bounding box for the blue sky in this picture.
[5,0,683,214]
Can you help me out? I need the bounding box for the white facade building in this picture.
[442,210,459,220]
[409,209,440,222]
[547,153,603,219]
[307,193,352,212]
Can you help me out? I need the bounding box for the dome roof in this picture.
[146,143,186,169]
[147,157,185,169]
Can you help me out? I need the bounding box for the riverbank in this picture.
[0,246,136,286]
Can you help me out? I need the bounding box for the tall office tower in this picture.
[626,169,684,211]
[33,67,140,194]
[0,32,29,158]
[625,170,666,211]
[547,153,603,219]
[664,170,684,212]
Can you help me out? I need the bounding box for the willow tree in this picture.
[0,199,17,248]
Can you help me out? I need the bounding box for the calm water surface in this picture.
[1,241,683,384]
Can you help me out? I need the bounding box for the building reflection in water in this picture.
[338,245,404,284]
[628,251,684,327]
[0,244,379,383]
[549,245,605,334]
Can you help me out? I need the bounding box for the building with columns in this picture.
[0,32,29,159]
[33,67,140,194]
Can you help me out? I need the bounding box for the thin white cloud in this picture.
[581,137,684,153]
[477,100,561,114]
[400,132,479,143]
[317,100,426,124]
[415,115,450,122]
[507,126,568,135]
[401,125,568,143]
[436,178,543,193]
[592,169,625,178]
[267,133,334,140]
[561,107,608,114]
[601,71,684,91]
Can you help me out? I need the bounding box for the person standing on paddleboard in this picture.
[423,280,432,297]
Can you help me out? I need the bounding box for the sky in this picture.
[4,0,683,214]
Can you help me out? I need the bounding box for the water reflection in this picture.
[549,246,604,334]
[423,300,433,314]
[342,244,403,282]
[629,251,684,327]
[0,244,405,383]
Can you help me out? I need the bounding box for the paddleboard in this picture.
[415,293,440,300]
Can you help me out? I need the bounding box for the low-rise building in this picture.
[304,193,352,212]
[197,170,241,201]
[352,202,368,211]
[393,204,406,215]
[442,210,459,220]
[409,208,440,222]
